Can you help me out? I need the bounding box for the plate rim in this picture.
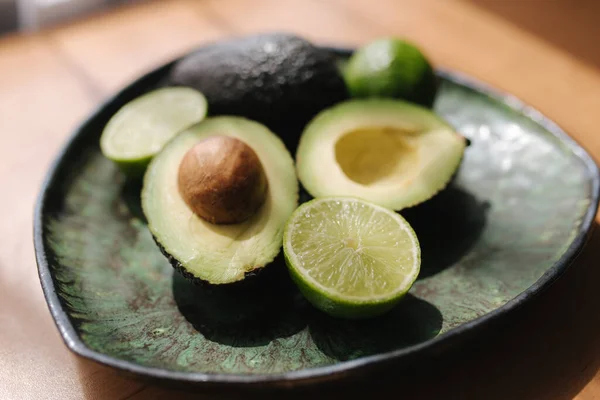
[33,46,600,387]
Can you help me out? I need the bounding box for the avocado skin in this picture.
[413,69,439,108]
[153,234,266,287]
[167,33,349,151]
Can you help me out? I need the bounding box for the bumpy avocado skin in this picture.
[167,33,349,151]
[153,235,264,287]
[154,235,204,286]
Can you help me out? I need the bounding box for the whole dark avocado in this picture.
[167,33,349,151]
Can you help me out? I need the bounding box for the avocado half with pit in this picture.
[296,99,466,210]
[142,116,298,285]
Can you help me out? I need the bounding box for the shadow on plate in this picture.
[76,228,600,400]
[119,176,147,223]
[171,256,308,347]
[308,294,443,361]
[401,184,490,279]
[172,251,443,359]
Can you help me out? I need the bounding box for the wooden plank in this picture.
[0,32,95,267]
[467,0,600,70]
[47,0,227,95]
[189,0,382,45]
[0,31,146,400]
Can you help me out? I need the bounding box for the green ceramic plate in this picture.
[34,47,600,389]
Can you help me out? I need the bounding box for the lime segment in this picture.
[284,197,421,318]
[100,87,207,176]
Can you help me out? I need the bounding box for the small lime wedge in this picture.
[284,197,421,319]
[100,87,207,177]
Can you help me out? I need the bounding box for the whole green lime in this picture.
[343,38,438,107]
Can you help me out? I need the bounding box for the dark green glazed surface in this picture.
[40,67,596,380]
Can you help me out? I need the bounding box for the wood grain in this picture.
[47,0,227,95]
[1,0,600,398]
[0,31,144,400]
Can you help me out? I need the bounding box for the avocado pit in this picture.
[177,136,268,224]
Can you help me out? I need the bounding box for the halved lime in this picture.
[100,87,207,177]
[284,197,421,319]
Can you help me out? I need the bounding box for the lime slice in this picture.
[284,197,421,319]
[343,37,438,107]
[100,87,207,177]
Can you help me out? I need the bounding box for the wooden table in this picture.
[2,1,600,398]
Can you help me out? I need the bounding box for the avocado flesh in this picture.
[167,33,348,151]
[142,117,298,284]
[296,99,466,210]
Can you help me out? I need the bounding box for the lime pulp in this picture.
[100,87,207,177]
[283,197,421,319]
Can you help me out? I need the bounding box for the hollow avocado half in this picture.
[142,116,298,285]
[296,99,466,210]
